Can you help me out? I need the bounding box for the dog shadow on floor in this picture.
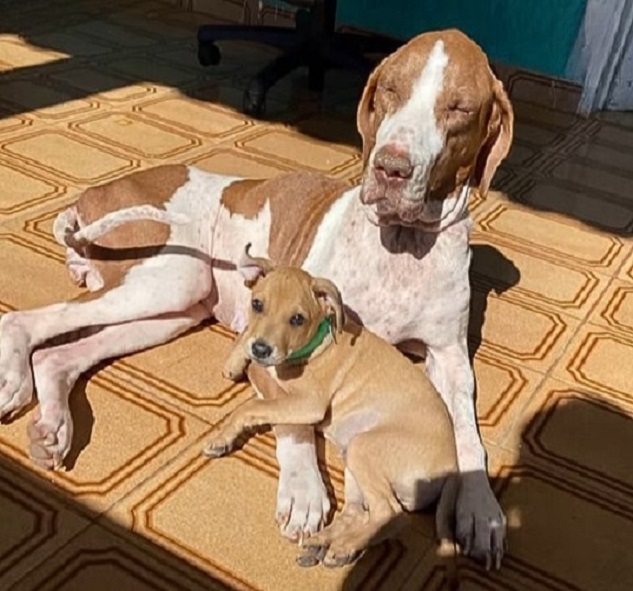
[0,446,237,589]
[340,394,633,590]
[63,376,94,471]
[467,243,521,363]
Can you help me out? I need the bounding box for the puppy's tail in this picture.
[53,205,190,248]
[435,473,460,590]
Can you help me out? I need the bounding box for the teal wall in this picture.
[337,0,587,79]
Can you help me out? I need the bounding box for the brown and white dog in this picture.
[204,246,458,570]
[0,29,512,568]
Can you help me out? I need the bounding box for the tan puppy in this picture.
[204,244,459,569]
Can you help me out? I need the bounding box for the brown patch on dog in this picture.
[220,179,267,219]
[75,164,190,290]
[268,174,350,267]
[219,172,351,267]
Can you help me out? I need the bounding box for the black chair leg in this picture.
[198,25,300,49]
[333,32,403,56]
[244,46,309,115]
[195,5,404,115]
[197,26,303,67]
[321,45,373,79]
[308,45,326,91]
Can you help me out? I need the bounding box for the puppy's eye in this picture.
[290,314,305,327]
[252,299,264,313]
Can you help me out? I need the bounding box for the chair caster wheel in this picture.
[243,79,266,116]
[198,42,221,66]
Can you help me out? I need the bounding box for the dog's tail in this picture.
[435,473,460,590]
[53,205,190,248]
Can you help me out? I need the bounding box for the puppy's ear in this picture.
[474,75,514,197]
[312,277,345,334]
[238,243,275,288]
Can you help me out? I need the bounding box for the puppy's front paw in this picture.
[222,357,247,382]
[222,364,245,382]
[202,429,237,458]
[202,438,233,458]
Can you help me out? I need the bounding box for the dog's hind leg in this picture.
[0,253,212,421]
[29,303,209,469]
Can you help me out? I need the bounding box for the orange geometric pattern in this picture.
[1,1,632,590]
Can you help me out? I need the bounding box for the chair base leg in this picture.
[196,19,404,115]
[243,45,310,115]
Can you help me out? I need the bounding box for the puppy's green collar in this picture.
[287,317,333,361]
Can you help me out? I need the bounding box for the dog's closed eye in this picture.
[290,314,305,327]
[446,101,476,118]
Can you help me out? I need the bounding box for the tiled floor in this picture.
[1,0,633,590]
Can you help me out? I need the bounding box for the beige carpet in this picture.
[1,1,633,590]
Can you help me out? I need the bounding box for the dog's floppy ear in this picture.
[238,243,275,288]
[357,57,388,168]
[474,75,514,197]
[312,277,345,334]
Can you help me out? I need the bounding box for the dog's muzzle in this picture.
[373,147,413,181]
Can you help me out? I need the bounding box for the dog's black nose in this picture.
[251,340,272,360]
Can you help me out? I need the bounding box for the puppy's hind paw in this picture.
[296,544,327,568]
[322,546,362,568]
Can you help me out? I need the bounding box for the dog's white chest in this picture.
[303,192,472,347]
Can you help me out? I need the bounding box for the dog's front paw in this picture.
[456,471,506,570]
[276,466,331,542]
